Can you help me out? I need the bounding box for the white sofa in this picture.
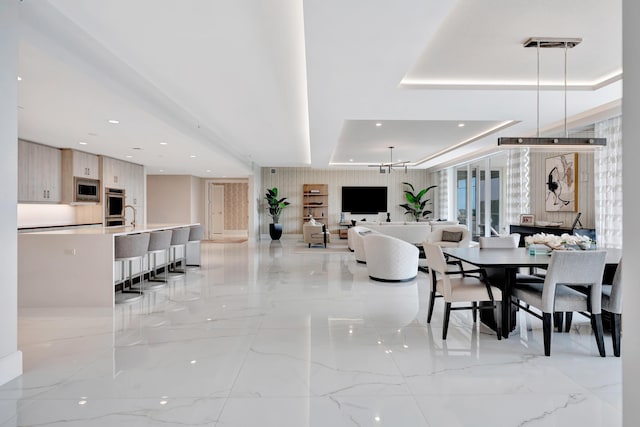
[427,224,472,248]
[363,234,419,282]
[353,221,431,245]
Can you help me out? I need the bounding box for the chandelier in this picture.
[369,146,410,173]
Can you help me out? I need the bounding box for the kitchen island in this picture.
[18,223,199,308]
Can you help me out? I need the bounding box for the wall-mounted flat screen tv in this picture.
[342,186,387,214]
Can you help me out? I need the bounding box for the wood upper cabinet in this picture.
[18,140,61,203]
[63,149,99,179]
[125,162,144,207]
[100,155,144,209]
[61,149,100,203]
[100,156,125,189]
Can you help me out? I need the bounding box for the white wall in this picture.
[623,1,640,424]
[0,0,22,385]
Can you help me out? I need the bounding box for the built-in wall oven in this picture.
[105,188,125,226]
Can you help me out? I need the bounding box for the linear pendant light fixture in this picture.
[498,37,606,148]
[368,146,410,173]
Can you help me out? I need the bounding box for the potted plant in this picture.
[399,182,437,221]
[265,187,290,240]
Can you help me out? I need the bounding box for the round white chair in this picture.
[363,234,419,282]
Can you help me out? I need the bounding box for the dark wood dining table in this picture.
[442,247,622,338]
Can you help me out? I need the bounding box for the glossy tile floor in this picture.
[0,239,621,426]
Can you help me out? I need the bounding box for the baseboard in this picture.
[0,350,22,386]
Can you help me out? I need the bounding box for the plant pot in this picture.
[269,223,283,240]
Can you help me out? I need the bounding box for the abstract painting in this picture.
[545,153,578,212]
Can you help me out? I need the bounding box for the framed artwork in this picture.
[545,153,578,212]
[520,214,535,225]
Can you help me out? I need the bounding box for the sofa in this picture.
[352,221,432,245]
[427,224,471,248]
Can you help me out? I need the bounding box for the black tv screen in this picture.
[342,186,387,214]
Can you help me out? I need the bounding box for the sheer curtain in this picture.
[505,148,531,232]
[436,168,449,220]
[595,116,623,248]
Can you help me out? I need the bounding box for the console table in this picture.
[509,224,596,247]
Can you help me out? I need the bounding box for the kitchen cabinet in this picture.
[101,156,125,190]
[18,140,61,203]
[61,149,100,203]
[63,149,99,179]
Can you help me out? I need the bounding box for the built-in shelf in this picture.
[303,184,329,226]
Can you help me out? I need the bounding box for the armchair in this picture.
[303,222,330,248]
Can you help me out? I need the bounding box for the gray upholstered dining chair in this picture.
[512,250,607,357]
[478,234,520,248]
[603,259,622,357]
[424,243,502,340]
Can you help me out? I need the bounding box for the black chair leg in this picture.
[592,313,606,357]
[442,302,451,340]
[495,301,502,340]
[472,302,477,323]
[611,313,621,357]
[427,288,436,323]
[564,312,573,333]
[554,312,563,332]
[543,312,552,356]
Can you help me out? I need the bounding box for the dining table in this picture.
[442,246,622,338]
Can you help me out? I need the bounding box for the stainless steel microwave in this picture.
[75,177,100,202]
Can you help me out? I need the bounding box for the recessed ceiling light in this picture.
[189,155,196,158]
[88,132,98,136]
[125,155,133,158]
[349,158,354,162]
[79,141,88,145]
[17,76,22,81]
[107,119,119,124]
[159,142,168,146]
[159,169,164,172]
[206,169,211,172]
[375,122,382,127]
[458,123,465,127]
[132,147,142,150]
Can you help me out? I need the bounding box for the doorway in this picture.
[206,181,249,239]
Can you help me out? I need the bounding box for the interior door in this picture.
[209,184,225,236]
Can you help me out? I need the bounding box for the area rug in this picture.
[294,244,351,254]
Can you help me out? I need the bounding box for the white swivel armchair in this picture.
[363,234,419,282]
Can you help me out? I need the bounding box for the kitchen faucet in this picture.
[125,204,137,228]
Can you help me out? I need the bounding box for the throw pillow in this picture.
[441,230,463,242]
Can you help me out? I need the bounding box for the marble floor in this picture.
[0,239,621,426]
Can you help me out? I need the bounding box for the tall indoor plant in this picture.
[399,182,437,221]
[265,187,290,240]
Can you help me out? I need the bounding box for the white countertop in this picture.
[21,223,199,236]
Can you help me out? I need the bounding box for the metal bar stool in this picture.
[167,227,190,279]
[134,229,172,290]
[186,225,205,268]
[114,232,150,304]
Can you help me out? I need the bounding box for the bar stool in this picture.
[186,225,205,268]
[167,227,190,279]
[114,232,150,305]
[134,229,172,290]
